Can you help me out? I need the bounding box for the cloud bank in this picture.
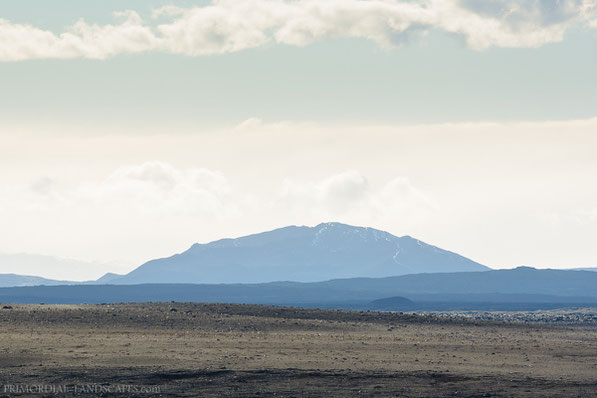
[2,117,597,277]
[1,0,596,61]
[0,161,434,278]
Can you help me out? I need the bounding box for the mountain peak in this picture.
[95,272,125,283]
[311,222,397,248]
[315,221,355,229]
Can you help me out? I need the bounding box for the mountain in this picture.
[109,222,488,284]
[0,252,115,282]
[0,272,130,288]
[1,268,596,311]
[94,273,125,284]
[314,266,597,297]
[0,273,73,288]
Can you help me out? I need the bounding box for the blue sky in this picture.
[3,31,597,127]
[1,0,597,279]
[2,2,597,125]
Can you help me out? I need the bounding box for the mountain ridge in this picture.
[0,268,596,311]
[110,222,488,284]
[4,223,595,288]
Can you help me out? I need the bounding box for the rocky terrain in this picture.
[0,303,596,397]
[424,308,597,327]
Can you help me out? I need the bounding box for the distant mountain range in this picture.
[1,222,595,297]
[0,252,120,285]
[0,273,74,288]
[107,222,488,284]
[1,267,596,311]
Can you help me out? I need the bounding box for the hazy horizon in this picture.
[1,220,595,282]
[2,1,597,280]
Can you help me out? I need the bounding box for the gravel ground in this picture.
[0,303,596,397]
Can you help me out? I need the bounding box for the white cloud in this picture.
[234,117,265,131]
[274,171,434,226]
[75,162,237,218]
[377,177,435,214]
[1,0,596,61]
[30,176,54,195]
[275,171,371,219]
[0,11,157,61]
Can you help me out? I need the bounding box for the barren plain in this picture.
[0,303,596,397]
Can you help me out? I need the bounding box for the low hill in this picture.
[369,296,415,310]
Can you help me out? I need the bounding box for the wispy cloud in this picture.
[1,0,596,61]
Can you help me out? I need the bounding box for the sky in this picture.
[1,0,597,280]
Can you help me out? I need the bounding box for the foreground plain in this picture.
[0,303,596,397]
